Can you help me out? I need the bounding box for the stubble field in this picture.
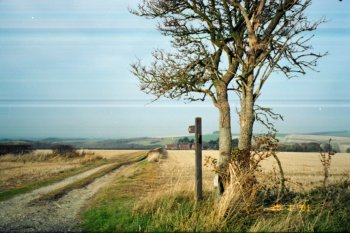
[161,150,350,191]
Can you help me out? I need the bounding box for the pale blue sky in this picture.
[0,0,349,139]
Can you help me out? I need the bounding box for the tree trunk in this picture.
[238,94,254,151]
[238,74,255,169]
[216,86,232,194]
[217,89,232,167]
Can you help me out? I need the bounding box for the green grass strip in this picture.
[81,160,156,232]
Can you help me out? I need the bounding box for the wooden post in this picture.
[195,117,203,201]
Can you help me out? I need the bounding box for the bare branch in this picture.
[131,0,326,160]
[254,105,284,132]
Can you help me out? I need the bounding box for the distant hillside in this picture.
[1,132,349,152]
[303,130,350,137]
[0,134,220,150]
[279,134,350,153]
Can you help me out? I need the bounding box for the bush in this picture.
[0,144,34,155]
[277,142,329,152]
[51,144,78,157]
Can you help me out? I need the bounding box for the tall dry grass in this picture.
[131,166,349,232]
[0,150,103,163]
[128,137,350,232]
[132,141,275,231]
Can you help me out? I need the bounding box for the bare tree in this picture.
[131,0,325,192]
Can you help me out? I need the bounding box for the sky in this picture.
[0,0,349,139]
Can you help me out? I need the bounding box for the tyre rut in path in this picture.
[0,162,129,232]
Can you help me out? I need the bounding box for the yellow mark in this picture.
[264,204,311,212]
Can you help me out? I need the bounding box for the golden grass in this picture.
[0,161,82,192]
[133,150,350,225]
[260,152,350,191]
[158,150,217,191]
[163,151,350,191]
[149,150,350,210]
[82,150,143,160]
[0,150,102,163]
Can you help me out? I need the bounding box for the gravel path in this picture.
[0,163,126,232]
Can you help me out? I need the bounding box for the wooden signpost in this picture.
[188,117,202,201]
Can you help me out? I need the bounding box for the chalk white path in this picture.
[0,163,125,232]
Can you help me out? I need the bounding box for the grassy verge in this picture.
[81,160,350,232]
[81,160,159,232]
[81,159,225,232]
[33,151,148,203]
[0,159,107,202]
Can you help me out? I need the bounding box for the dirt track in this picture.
[0,163,126,232]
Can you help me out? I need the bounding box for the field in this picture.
[153,150,350,190]
[0,150,141,194]
[81,150,350,232]
[1,149,350,232]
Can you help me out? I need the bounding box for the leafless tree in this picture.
[131,0,326,193]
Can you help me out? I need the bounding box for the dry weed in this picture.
[0,150,102,163]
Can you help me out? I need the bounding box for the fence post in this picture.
[195,117,203,201]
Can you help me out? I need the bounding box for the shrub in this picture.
[0,144,34,155]
[51,144,78,157]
